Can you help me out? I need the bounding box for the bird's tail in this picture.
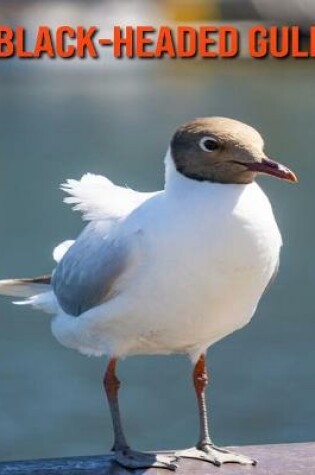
[0,275,51,298]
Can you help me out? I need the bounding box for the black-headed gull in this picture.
[0,117,297,470]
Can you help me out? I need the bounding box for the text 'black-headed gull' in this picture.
[0,117,297,470]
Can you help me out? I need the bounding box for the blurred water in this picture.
[0,59,314,462]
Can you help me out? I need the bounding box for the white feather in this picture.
[61,173,155,222]
[53,240,75,263]
[14,291,58,314]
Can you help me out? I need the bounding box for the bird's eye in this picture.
[199,137,220,153]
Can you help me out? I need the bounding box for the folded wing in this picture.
[53,173,155,316]
[0,173,155,316]
[52,221,143,317]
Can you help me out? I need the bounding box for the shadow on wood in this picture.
[0,443,314,474]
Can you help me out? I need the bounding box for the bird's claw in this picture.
[175,444,257,466]
[114,449,179,470]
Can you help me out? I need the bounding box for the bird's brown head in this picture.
[170,117,297,185]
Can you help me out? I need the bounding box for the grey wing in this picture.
[52,221,141,316]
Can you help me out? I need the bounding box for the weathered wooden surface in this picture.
[0,443,314,475]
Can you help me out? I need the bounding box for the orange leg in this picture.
[103,358,178,470]
[193,353,212,447]
[175,353,256,466]
[103,358,129,451]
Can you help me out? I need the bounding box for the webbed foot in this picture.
[114,449,179,470]
[176,444,256,466]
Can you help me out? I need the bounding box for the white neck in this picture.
[164,148,202,194]
[164,148,252,204]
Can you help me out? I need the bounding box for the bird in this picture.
[0,117,297,470]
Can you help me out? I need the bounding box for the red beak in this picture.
[236,158,297,183]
